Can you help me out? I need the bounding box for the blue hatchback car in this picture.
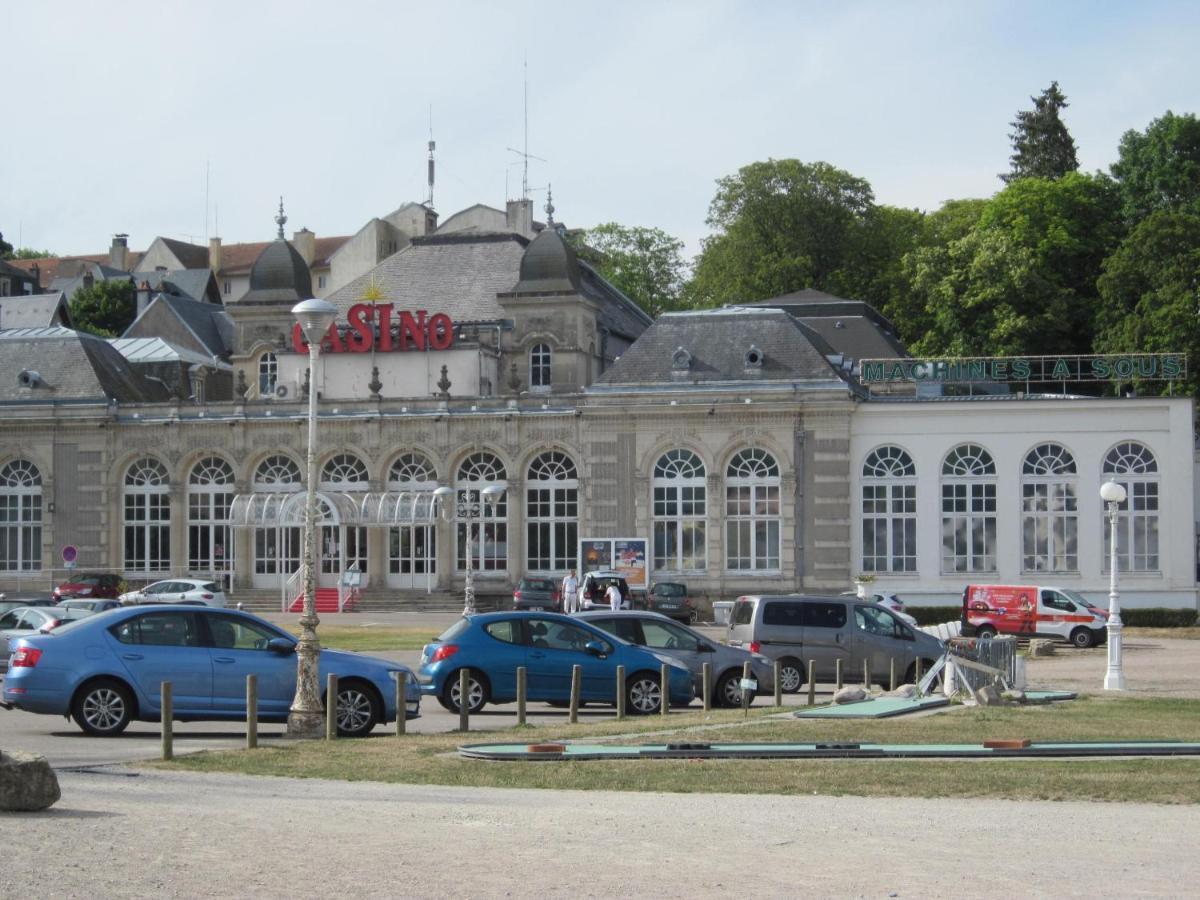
[418,611,694,715]
[2,605,420,737]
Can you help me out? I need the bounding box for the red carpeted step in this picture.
[287,588,342,613]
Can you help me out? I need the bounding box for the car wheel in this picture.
[777,658,804,693]
[71,679,134,736]
[715,670,753,708]
[975,625,998,640]
[335,680,380,737]
[1070,627,1095,649]
[626,671,662,715]
[442,669,489,714]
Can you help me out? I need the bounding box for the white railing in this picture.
[282,568,302,612]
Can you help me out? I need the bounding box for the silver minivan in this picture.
[726,595,944,692]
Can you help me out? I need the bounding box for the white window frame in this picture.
[526,451,578,573]
[455,452,508,573]
[319,453,369,575]
[1103,441,1160,573]
[387,452,438,579]
[940,444,997,574]
[124,458,171,575]
[653,449,707,573]
[724,448,780,573]
[530,343,552,390]
[1021,443,1078,573]
[253,454,302,577]
[258,352,278,396]
[861,446,916,574]
[0,459,42,573]
[187,456,234,578]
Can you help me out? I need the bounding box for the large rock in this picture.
[885,684,918,699]
[974,684,1004,707]
[832,686,868,704]
[0,750,60,811]
[1028,639,1056,658]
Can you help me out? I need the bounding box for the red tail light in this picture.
[431,644,459,663]
[513,589,522,600]
[749,641,761,654]
[202,593,214,600]
[12,646,43,668]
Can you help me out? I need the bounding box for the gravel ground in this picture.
[3,768,1198,899]
[1025,636,1200,698]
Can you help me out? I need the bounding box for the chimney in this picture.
[208,236,222,273]
[82,269,95,291]
[137,280,153,316]
[30,263,40,290]
[424,207,438,234]
[110,233,129,271]
[506,199,533,236]
[292,228,315,265]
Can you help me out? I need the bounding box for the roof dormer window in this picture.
[671,347,691,370]
[744,345,763,369]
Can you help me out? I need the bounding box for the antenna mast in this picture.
[426,105,436,208]
[204,159,210,242]
[506,57,547,201]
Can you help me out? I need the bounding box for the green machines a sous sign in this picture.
[859,354,1187,385]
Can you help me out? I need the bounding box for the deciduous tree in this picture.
[1110,111,1200,223]
[69,279,137,337]
[569,223,688,316]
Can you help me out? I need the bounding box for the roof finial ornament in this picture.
[544,184,555,225]
[275,196,287,240]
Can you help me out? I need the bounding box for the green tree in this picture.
[10,247,55,259]
[1094,209,1200,394]
[69,279,137,337]
[1111,110,1200,223]
[0,231,11,258]
[569,223,688,316]
[685,159,875,307]
[1001,81,1079,184]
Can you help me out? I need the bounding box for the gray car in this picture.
[726,594,944,693]
[576,610,775,707]
[0,605,92,671]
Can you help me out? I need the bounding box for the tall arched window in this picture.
[455,452,508,572]
[0,460,42,572]
[1103,441,1159,572]
[253,454,302,581]
[258,352,278,395]
[1022,443,1077,573]
[188,457,234,577]
[725,448,779,572]
[530,343,552,389]
[387,452,438,587]
[526,451,578,572]
[124,458,170,574]
[653,449,706,572]
[320,453,369,575]
[861,446,916,573]
[941,444,996,573]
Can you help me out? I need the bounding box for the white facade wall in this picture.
[277,347,497,401]
[851,397,1198,608]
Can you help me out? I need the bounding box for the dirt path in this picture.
[3,769,1198,898]
[1025,636,1200,698]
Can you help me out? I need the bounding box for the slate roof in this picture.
[137,268,220,304]
[0,328,172,403]
[745,289,908,362]
[157,237,210,270]
[50,264,135,298]
[7,253,144,286]
[217,235,348,274]
[592,306,850,390]
[127,294,232,358]
[0,292,70,329]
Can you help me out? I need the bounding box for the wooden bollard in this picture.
[394,672,406,736]
[616,665,626,720]
[660,663,670,717]
[915,657,924,685]
[569,665,582,723]
[326,673,338,740]
[863,659,870,690]
[160,681,173,761]
[835,658,843,691]
[889,658,897,692]
[701,662,712,712]
[458,669,470,732]
[246,674,258,749]
[516,666,527,726]
[807,660,816,706]
[741,661,752,715]
[773,660,782,707]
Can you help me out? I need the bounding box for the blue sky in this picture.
[4,1,1198,258]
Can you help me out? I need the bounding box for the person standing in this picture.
[605,580,623,610]
[561,568,578,614]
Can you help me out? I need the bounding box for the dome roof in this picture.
[511,227,580,294]
[249,239,312,295]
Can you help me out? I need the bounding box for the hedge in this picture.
[907,605,1197,628]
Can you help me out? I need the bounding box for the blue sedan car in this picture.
[418,611,694,715]
[2,605,419,737]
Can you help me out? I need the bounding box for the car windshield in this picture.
[523,579,555,591]
[1061,589,1093,607]
[655,584,685,597]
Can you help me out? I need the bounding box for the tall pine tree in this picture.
[1001,81,1079,183]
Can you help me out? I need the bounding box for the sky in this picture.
[4,0,1200,260]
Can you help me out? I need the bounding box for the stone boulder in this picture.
[832,686,868,704]
[1028,639,1056,658]
[0,750,60,811]
[973,684,1004,706]
[885,684,918,699]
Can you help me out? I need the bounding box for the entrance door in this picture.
[387,525,436,590]
[319,525,367,588]
[252,527,301,590]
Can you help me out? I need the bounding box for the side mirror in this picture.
[584,640,607,657]
[267,638,296,654]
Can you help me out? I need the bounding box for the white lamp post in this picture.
[442,483,505,617]
[287,297,338,738]
[1100,478,1128,691]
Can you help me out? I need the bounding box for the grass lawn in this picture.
[157,694,1200,804]
[278,625,439,651]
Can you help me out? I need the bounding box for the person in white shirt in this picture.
[605,581,623,610]
[561,569,578,614]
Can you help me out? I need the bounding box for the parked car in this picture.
[58,597,123,614]
[417,611,694,715]
[512,577,561,611]
[840,591,917,627]
[647,582,697,623]
[119,578,227,608]
[1,606,93,671]
[52,573,123,602]
[727,594,944,693]
[2,605,420,737]
[576,610,774,707]
[578,571,640,610]
[0,597,58,617]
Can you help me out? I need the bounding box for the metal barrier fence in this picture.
[946,636,1017,694]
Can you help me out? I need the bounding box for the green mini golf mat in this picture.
[793,696,951,718]
[1023,690,1078,701]
[458,740,1200,761]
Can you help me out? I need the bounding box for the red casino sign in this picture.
[292,304,455,354]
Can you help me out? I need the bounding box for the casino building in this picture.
[0,199,1195,610]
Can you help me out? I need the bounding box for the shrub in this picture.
[1121,607,1198,628]
[907,606,963,626]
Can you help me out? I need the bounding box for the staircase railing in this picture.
[282,568,303,612]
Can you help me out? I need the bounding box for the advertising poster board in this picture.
[580,540,612,573]
[613,538,648,589]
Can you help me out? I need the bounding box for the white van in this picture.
[962,584,1108,648]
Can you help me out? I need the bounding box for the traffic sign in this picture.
[62,545,78,563]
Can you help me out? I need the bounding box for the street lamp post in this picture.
[1100,478,1128,691]
[438,483,504,617]
[287,297,338,738]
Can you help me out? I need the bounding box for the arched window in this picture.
[321,453,369,488]
[725,448,779,572]
[255,455,301,490]
[455,452,508,572]
[388,453,438,585]
[526,451,578,572]
[253,455,302,580]
[941,444,996,573]
[1103,441,1159,572]
[1022,443,1077,573]
[861,446,916,573]
[124,458,170,574]
[653,449,706,572]
[388,452,437,486]
[258,352,278,396]
[0,460,42,572]
[530,343,552,390]
[319,453,368,575]
[188,457,234,577]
